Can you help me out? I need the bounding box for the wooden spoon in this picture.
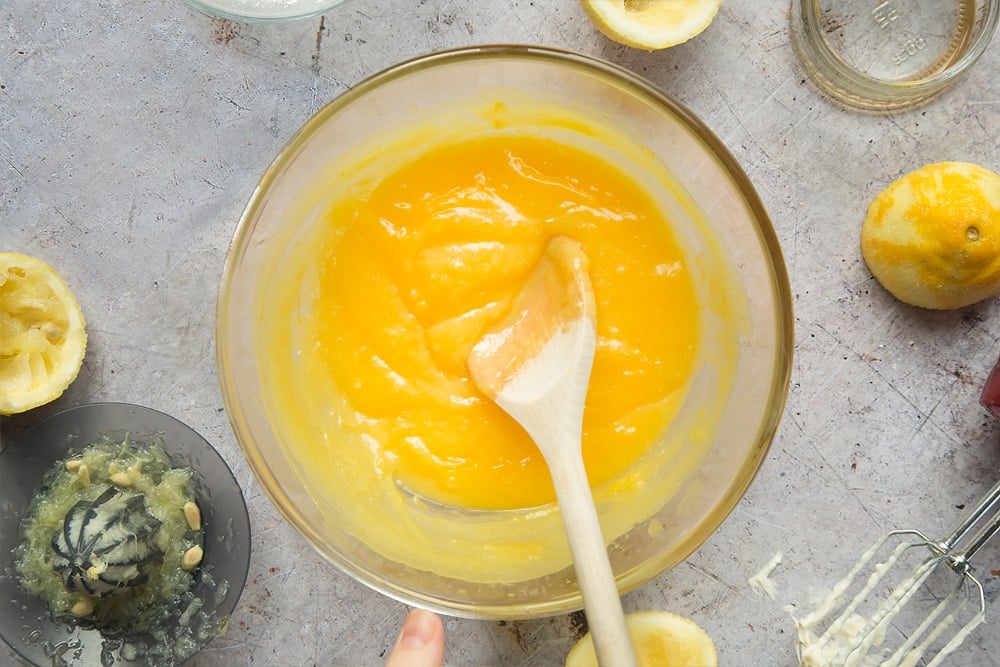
[468,235,637,667]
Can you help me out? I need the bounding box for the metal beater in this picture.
[794,477,1000,667]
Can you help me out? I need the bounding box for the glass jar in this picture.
[790,0,999,111]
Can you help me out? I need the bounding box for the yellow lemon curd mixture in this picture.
[258,101,742,583]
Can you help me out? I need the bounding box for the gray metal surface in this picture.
[2,1,999,664]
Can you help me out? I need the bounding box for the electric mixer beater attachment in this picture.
[796,359,1000,667]
[795,476,1000,666]
[795,358,1000,667]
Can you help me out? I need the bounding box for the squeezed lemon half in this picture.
[565,610,718,667]
[580,0,723,50]
[861,161,1000,310]
[0,252,87,415]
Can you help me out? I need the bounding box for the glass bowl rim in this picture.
[182,0,349,23]
[216,43,794,619]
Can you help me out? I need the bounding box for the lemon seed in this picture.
[182,545,204,571]
[183,501,202,531]
[71,598,94,617]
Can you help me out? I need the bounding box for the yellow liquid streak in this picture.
[258,99,743,583]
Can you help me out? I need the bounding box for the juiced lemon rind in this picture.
[580,0,723,51]
[565,610,718,667]
[0,252,87,415]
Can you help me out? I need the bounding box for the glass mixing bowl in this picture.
[216,45,793,619]
[0,403,251,666]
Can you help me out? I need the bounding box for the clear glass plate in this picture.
[0,403,251,666]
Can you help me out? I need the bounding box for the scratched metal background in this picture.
[2,1,1000,665]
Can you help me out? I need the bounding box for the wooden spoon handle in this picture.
[548,449,638,667]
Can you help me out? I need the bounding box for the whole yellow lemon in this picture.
[861,161,1000,310]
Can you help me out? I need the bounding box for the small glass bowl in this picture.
[183,0,349,23]
[0,403,252,666]
[791,0,999,111]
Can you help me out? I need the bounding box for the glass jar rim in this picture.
[790,0,1000,110]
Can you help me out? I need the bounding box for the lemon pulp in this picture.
[16,438,203,636]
